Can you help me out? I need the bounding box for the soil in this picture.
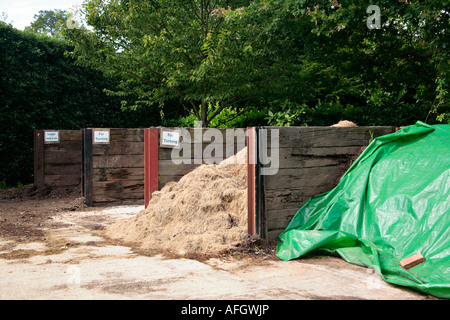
[0,185,431,300]
[0,183,275,261]
[0,185,87,240]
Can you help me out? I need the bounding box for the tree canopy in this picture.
[64,0,259,126]
[24,9,70,37]
[64,0,448,126]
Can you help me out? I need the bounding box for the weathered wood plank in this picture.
[264,166,345,190]
[109,128,146,136]
[264,126,395,148]
[92,141,144,156]
[275,154,352,170]
[92,193,144,204]
[92,180,144,195]
[264,187,328,212]
[158,127,242,140]
[277,145,365,157]
[158,142,245,161]
[44,164,81,175]
[43,141,82,152]
[92,168,144,182]
[92,154,144,169]
[266,207,299,236]
[59,130,82,141]
[44,174,81,186]
[44,151,82,165]
[267,228,286,242]
[158,161,202,177]
[109,129,145,142]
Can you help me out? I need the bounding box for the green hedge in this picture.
[0,23,160,187]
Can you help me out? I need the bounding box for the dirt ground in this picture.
[0,185,433,300]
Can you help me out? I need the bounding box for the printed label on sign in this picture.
[161,130,180,148]
[93,130,110,144]
[44,131,59,143]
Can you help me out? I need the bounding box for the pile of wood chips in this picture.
[105,149,248,257]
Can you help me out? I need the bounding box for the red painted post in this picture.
[247,127,256,236]
[144,128,159,208]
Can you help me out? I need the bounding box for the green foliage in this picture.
[0,23,160,187]
[62,0,448,127]
[162,103,267,128]
[298,0,449,125]
[206,105,268,128]
[24,9,69,37]
[63,0,258,127]
[235,0,448,126]
[265,101,307,127]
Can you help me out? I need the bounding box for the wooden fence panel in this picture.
[250,126,396,241]
[82,128,145,206]
[144,127,245,208]
[34,130,82,188]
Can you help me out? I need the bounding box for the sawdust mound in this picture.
[105,148,248,257]
[331,120,358,127]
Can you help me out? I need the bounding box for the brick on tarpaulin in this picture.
[400,253,425,269]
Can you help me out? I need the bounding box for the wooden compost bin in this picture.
[144,127,246,208]
[82,128,145,206]
[34,130,82,188]
[247,126,396,241]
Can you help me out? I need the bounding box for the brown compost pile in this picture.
[331,120,358,127]
[105,149,248,257]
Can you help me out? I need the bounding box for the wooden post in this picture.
[256,127,266,239]
[82,128,93,206]
[247,127,256,236]
[144,128,159,208]
[81,129,85,196]
[34,130,44,187]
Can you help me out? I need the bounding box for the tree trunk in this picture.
[200,100,208,127]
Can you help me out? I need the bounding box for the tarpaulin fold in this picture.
[276,121,450,298]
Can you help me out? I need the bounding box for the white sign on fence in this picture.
[160,130,180,148]
[93,129,110,144]
[44,131,59,143]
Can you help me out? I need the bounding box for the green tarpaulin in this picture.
[276,121,450,299]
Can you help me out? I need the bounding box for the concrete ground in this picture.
[0,203,431,301]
